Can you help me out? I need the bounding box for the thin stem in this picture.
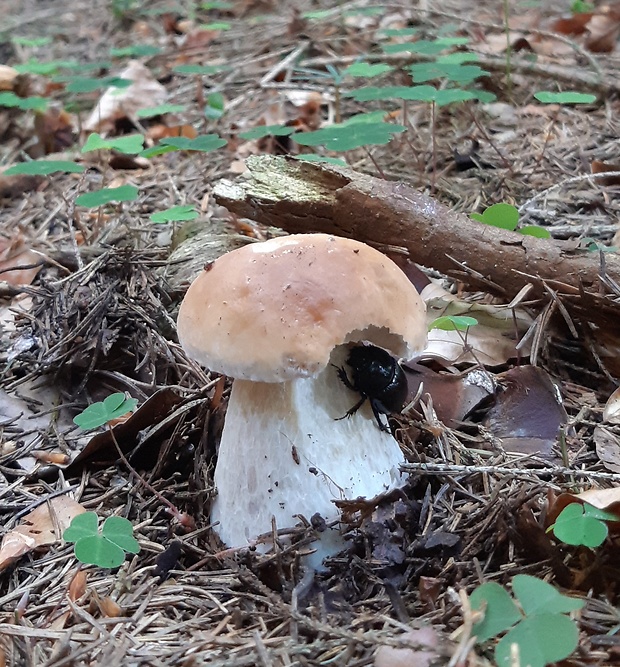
[108,425,195,529]
[503,0,512,97]
[430,100,437,194]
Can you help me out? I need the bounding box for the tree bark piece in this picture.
[213,155,619,313]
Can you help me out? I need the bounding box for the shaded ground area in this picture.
[1,0,620,665]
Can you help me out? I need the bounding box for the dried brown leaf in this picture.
[83,61,167,134]
[0,497,86,570]
[0,234,45,287]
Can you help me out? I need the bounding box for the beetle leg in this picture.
[333,364,355,391]
[369,399,391,432]
[335,395,367,421]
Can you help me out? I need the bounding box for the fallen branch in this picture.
[213,156,619,312]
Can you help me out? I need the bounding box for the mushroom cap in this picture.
[177,233,426,381]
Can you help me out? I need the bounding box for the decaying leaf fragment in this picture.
[0,496,86,570]
[0,233,46,286]
[483,365,567,459]
[84,61,167,134]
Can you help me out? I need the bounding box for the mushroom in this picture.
[177,233,426,563]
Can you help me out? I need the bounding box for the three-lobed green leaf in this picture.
[73,392,138,430]
[75,185,139,208]
[82,133,144,154]
[550,502,616,547]
[5,160,85,176]
[294,122,405,151]
[64,512,140,569]
[471,575,584,667]
[150,205,199,223]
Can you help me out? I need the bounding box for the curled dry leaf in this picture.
[84,61,167,134]
[594,426,620,473]
[591,159,620,186]
[0,496,86,570]
[0,65,18,91]
[603,387,620,424]
[0,233,45,287]
[68,568,88,601]
[585,6,620,52]
[403,363,494,427]
[33,105,76,156]
[0,174,44,201]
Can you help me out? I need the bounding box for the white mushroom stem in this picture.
[211,346,405,563]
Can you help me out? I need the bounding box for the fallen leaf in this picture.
[374,627,443,667]
[585,7,620,52]
[603,387,620,423]
[549,12,593,35]
[0,65,18,91]
[591,159,620,186]
[421,281,533,366]
[96,596,124,618]
[403,363,494,427]
[147,124,198,141]
[483,365,567,459]
[84,61,167,134]
[0,234,45,287]
[68,569,88,601]
[0,496,86,570]
[0,173,44,200]
[33,105,76,156]
[594,426,620,473]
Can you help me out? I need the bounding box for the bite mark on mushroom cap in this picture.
[176,233,427,562]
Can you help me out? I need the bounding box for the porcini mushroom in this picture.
[177,233,426,563]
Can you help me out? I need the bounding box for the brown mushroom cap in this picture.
[177,233,426,381]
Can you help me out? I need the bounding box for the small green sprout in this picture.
[199,21,232,30]
[110,45,162,58]
[64,512,140,568]
[75,185,139,208]
[0,92,48,112]
[343,62,395,78]
[82,133,145,155]
[549,502,617,547]
[4,161,85,176]
[173,64,226,76]
[382,37,469,55]
[295,154,348,167]
[471,203,551,238]
[150,205,199,223]
[471,575,584,667]
[73,393,138,430]
[140,134,227,158]
[12,36,53,47]
[293,121,405,152]
[238,125,296,140]
[65,76,131,94]
[204,92,225,120]
[429,315,478,332]
[534,91,596,105]
[136,104,187,119]
[570,0,595,12]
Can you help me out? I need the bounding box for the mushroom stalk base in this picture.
[211,354,404,563]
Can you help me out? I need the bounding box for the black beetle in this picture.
[335,344,408,431]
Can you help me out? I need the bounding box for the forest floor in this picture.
[1,0,620,665]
